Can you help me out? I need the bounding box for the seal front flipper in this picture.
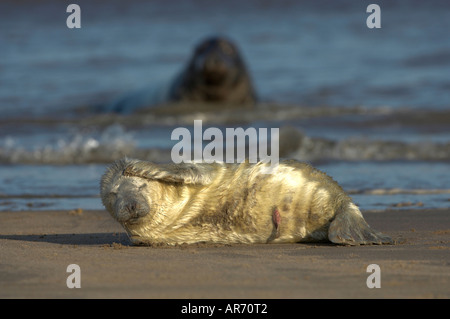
[122,159,222,185]
[328,203,393,245]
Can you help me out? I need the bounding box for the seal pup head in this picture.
[100,158,221,226]
[170,35,256,104]
[100,158,152,225]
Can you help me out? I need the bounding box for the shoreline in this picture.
[0,208,449,298]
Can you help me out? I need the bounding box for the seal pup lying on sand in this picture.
[168,36,256,106]
[100,158,393,246]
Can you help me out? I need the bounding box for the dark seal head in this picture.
[169,36,256,106]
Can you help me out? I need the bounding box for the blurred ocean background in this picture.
[0,0,449,211]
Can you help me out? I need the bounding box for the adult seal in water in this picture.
[168,36,257,106]
[99,35,256,113]
[100,158,393,246]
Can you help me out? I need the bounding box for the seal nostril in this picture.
[126,202,137,214]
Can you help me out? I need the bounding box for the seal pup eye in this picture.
[138,183,148,190]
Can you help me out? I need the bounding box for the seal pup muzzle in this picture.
[100,158,393,246]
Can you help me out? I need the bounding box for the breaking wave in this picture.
[1,104,449,164]
[0,124,448,165]
[0,124,156,165]
[285,133,450,162]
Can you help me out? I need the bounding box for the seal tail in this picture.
[328,203,393,245]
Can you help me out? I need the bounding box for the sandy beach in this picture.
[0,208,448,299]
[1,0,449,305]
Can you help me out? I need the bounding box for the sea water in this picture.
[0,0,449,211]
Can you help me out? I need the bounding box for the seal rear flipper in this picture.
[328,204,393,245]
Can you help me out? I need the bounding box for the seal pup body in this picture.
[101,158,392,246]
[168,36,256,106]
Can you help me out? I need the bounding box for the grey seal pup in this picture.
[100,158,393,246]
[168,36,257,106]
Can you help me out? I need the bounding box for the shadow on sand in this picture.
[0,233,341,248]
[0,233,131,246]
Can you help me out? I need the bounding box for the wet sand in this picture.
[0,209,449,299]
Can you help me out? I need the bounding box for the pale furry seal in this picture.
[100,158,393,246]
[168,36,256,105]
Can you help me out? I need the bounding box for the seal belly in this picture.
[258,164,344,243]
